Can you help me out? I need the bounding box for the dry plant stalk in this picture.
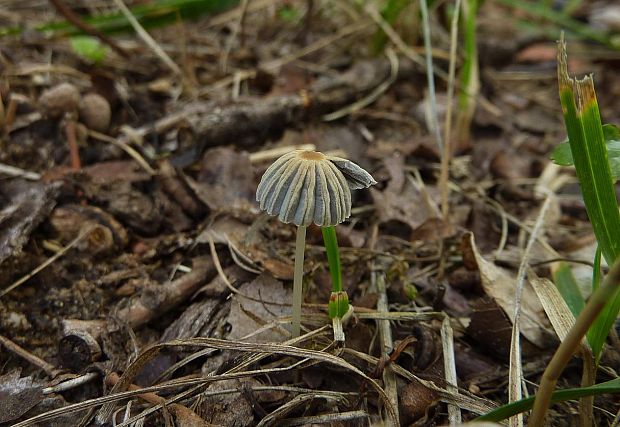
[529,258,620,425]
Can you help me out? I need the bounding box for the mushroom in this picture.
[256,150,375,339]
[38,82,83,169]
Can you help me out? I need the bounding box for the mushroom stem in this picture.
[292,225,307,338]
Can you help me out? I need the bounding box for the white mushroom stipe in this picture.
[256,150,376,227]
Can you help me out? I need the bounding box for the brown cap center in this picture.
[298,150,326,161]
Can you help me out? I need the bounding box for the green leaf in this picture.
[70,36,108,63]
[553,262,585,318]
[551,129,620,180]
[557,41,620,363]
[476,377,620,422]
[550,141,573,166]
[603,124,620,142]
[2,0,239,37]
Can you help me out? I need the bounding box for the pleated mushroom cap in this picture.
[256,150,376,227]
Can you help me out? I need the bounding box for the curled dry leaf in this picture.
[0,370,44,423]
[461,232,554,349]
[0,179,59,266]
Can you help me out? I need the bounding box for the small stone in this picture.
[79,93,111,132]
[38,82,80,118]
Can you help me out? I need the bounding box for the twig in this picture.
[249,144,316,163]
[88,130,156,175]
[0,162,41,180]
[109,0,182,75]
[48,0,129,58]
[115,256,215,328]
[64,118,81,170]
[0,227,94,299]
[371,270,400,423]
[0,334,59,377]
[43,372,99,394]
[509,195,552,427]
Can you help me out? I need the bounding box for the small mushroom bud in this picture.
[79,93,111,132]
[38,82,80,118]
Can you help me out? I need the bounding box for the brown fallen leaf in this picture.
[462,232,555,349]
[190,146,256,212]
[227,273,292,343]
[197,215,294,280]
[370,153,442,238]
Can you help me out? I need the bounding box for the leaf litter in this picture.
[1,1,620,426]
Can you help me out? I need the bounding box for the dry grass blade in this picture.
[256,393,346,427]
[0,226,94,299]
[344,348,499,415]
[322,48,399,121]
[439,0,462,219]
[95,337,398,426]
[372,270,400,422]
[110,0,182,75]
[279,410,369,426]
[441,316,462,424]
[508,194,552,427]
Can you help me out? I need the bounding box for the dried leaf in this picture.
[0,371,44,423]
[0,180,59,265]
[462,232,554,348]
[370,154,441,234]
[227,273,291,343]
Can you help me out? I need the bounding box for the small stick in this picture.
[439,0,462,220]
[110,0,182,75]
[0,334,59,377]
[64,118,81,170]
[48,0,129,58]
[529,256,620,425]
[3,95,17,135]
[43,372,99,394]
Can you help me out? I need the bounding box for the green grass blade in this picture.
[371,0,411,53]
[321,226,342,293]
[476,377,620,422]
[557,40,620,267]
[558,39,620,361]
[455,0,479,146]
[494,0,619,49]
[587,246,620,361]
[553,262,585,318]
[1,0,238,37]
